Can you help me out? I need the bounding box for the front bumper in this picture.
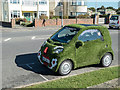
[37,51,58,71]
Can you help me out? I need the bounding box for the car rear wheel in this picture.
[101,53,112,67]
[109,26,113,29]
[58,60,72,76]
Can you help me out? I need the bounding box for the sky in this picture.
[86,0,119,9]
[86,0,119,2]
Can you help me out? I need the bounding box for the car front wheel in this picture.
[58,60,72,76]
[101,53,112,67]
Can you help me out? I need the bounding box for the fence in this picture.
[35,18,93,27]
[0,19,15,28]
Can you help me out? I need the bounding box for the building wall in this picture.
[9,0,22,21]
[54,0,87,16]
[49,0,61,16]
[2,0,50,22]
[3,0,9,22]
[35,18,93,27]
[0,0,2,21]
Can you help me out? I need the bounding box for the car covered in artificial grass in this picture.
[38,24,114,75]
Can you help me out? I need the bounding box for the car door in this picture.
[75,29,104,67]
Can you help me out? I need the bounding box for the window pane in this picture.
[39,11,47,16]
[13,0,17,4]
[18,0,19,4]
[78,29,102,42]
[10,0,12,3]
[39,0,47,5]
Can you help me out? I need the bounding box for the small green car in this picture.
[38,24,114,75]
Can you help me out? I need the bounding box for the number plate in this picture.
[42,56,50,64]
[112,25,115,27]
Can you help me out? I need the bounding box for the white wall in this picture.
[8,0,22,21]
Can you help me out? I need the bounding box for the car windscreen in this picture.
[51,26,80,43]
[110,16,118,20]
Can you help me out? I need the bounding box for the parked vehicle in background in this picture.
[109,15,120,29]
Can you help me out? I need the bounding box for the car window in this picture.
[78,29,103,42]
[51,26,80,43]
[110,16,118,20]
[58,27,76,38]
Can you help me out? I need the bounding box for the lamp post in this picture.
[75,0,77,24]
[37,0,39,19]
[61,4,63,27]
[95,0,97,24]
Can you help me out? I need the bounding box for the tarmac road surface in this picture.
[1,27,119,88]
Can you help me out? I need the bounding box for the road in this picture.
[1,27,120,88]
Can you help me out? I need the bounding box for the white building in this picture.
[2,0,49,22]
[54,0,87,17]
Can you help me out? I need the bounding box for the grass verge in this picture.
[26,66,120,88]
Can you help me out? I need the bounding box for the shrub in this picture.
[59,16,69,19]
[99,14,107,18]
[50,16,60,19]
[63,16,69,19]
[23,18,27,22]
[40,15,48,19]
[15,18,23,24]
[21,22,34,27]
[77,14,90,18]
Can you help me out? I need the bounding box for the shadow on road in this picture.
[15,53,56,75]
[15,53,104,76]
[108,28,120,30]
[74,63,102,70]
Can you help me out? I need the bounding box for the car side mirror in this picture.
[75,40,84,48]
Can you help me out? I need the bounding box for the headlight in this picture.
[54,49,63,54]
[42,41,47,47]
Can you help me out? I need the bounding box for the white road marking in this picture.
[26,64,33,69]
[4,38,11,42]
[31,35,51,40]
[18,63,34,66]
[31,36,36,40]
[40,74,49,81]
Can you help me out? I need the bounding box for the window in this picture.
[39,11,47,16]
[78,29,103,42]
[10,0,19,4]
[70,12,76,16]
[110,16,118,20]
[23,13,30,17]
[39,0,47,5]
[57,2,62,6]
[72,1,76,5]
[51,26,80,43]
[71,0,82,6]
[59,12,62,16]
[11,10,20,18]
[76,0,81,5]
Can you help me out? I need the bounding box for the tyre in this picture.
[58,60,73,76]
[117,26,119,29]
[101,53,112,67]
[109,26,113,29]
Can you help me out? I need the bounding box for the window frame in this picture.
[10,0,19,4]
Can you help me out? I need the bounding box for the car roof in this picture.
[66,24,100,28]
[78,24,99,27]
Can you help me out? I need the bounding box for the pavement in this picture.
[1,25,120,89]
